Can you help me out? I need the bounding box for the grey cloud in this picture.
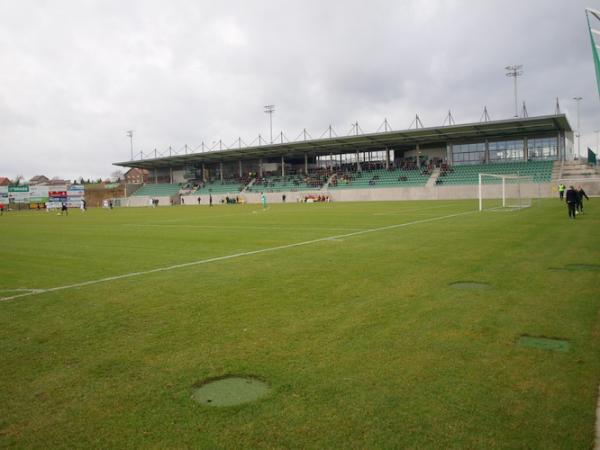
[0,0,598,180]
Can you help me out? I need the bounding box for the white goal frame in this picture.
[478,173,533,211]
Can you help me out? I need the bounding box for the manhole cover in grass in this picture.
[518,336,570,352]
[191,376,270,407]
[449,281,491,290]
[565,264,600,272]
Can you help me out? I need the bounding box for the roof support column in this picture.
[558,132,564,161]
[356,150,361,172]
[259,158,263,177]
[329,153,333,172]
[416,144,421,169]
[170,167,173,184]
[385,148,390,170]
[219,162,223,182]
[202,163,206,182]
[523,137,528,161]
[239,160,243,178]
[304,153,308,175]
[484,139,490,164]
[446,143,452,166]
[154,168,158,184]
[281,156,285,177]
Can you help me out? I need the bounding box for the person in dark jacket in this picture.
[576,186,590,214]
[565,186,578,219]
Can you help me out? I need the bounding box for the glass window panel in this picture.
[452,142,485,165]
[489,139,523,161]
[528,136,558,160]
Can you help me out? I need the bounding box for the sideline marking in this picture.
[123,224,364,232]
[0,209,474,303]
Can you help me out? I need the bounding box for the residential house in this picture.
[29,175,50,185]
[124,168,149,184]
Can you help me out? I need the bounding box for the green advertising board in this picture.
[8,186,29,192]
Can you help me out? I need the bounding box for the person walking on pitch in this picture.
[576,186,590,214]
[261,192,267,209]
[558,183,566,201]
[565,185,578,219]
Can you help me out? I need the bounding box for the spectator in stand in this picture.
[565,185,578,219]
[576,186,590,214]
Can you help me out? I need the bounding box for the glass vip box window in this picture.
[528,136,558,160]
[452,142,486,165]
[489,139,524,162]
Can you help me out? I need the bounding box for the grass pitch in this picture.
[0,199,599,449]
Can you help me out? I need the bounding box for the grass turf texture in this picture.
[0,199,599,448]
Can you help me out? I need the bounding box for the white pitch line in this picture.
[0,209,474,303]
[122,223,364,232]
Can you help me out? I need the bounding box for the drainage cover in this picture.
[449,281,491,290]
[192,376,271,407]
[518,336,570,352]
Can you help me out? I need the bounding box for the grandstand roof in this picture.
[114,114,572,170]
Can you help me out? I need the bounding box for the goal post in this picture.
[478,173,534,211]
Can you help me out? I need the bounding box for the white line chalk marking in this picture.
[123,224,363,232]
[0,209,473,303]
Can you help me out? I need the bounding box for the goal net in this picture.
[478,173,533,211]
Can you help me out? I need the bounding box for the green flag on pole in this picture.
[586,9,600,98]
[588,148,597,165]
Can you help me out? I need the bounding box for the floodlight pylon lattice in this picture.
[126,130,134,160]
[264,105,275,144]
[505,64,523,118]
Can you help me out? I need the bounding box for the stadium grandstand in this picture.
[114,113,589,205]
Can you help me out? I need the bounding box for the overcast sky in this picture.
[1,0,599,181]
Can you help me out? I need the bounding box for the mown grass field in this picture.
[0,199,599,449]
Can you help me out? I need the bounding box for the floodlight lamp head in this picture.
[505,64,523,75]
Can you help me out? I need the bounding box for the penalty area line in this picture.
[0,209,475,303]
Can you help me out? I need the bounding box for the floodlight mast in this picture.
[126,130,134,160]
[573,97,583,158]
[264,105,275,144]
[505,65,523,118]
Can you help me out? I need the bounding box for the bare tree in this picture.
[110,170,124,182]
